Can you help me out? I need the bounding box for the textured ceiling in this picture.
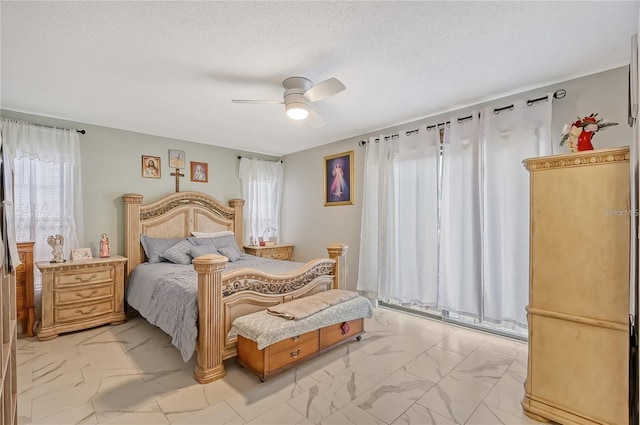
[1,1,638,156]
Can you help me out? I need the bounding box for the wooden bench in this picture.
[232,294,372,381]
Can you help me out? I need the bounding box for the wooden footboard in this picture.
[122,192,349,384]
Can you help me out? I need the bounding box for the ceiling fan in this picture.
[231,76,346,128]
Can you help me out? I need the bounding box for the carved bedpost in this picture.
[327,243,349,290]
[193,254,229,384]
[229,199,245,249]
[122,193,143,277]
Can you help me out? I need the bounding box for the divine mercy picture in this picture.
[324,151,353,206]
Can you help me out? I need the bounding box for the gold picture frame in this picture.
[141,155,161,179]
[324,150,354,206]
[169,149,185,169]
[190,161,208,183]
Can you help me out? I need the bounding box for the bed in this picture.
[122,191,348,384]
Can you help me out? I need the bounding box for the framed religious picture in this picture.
[141,155,161,178]
[190,161,208,183]
[324,150,354,206]
[168,149,185,169]
[70,248,92,261]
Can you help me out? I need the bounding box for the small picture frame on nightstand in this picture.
[71,248,92,260]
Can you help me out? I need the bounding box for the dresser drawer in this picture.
[16,294,26,312]
[268,329,318,353]
[54,284,114,305]
[322,319,364,348]
[267,336,319,371]
[15,278,25,297]
[54,266,114,288]
[54,299,114,323]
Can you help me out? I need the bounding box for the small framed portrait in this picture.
[142,155,161,179]
[169,149,185,169]
[324,150,354,206]
[71,248,92,261]
[190,161,208,183]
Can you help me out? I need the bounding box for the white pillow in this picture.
[191,230,234,238]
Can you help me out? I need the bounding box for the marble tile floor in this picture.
[16,307,543,425]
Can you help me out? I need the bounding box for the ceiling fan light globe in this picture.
[285,103,309,120]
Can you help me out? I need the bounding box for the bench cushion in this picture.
[229,295,373,350]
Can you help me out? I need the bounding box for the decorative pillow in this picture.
[190,245,221,261]
[162,239,194,265]
[191,230,234,238]
[140,235,185,264]
[218,246,242,262]
[189,234,243,262]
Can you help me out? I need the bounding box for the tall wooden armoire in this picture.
[522,147,631,425]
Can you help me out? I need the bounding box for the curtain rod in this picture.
[237,155,283,163]
[30,122,85,134]
[358,88,566,146]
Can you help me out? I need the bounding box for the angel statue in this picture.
[47,234,65,263]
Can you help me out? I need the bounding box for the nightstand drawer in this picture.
[54,266,114,288]
[54,284,114,305]
[264,251,290,260]
[54,299,114,323]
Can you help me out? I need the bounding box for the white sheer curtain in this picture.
[357,126,439,305]
[438,113,482,318]
[1,118,84,311]
[481,98,552,327]
[358,96,553,335]
[238,157,284,245]
[357,136,390,299]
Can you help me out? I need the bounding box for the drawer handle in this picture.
[290,348,301,358]
[291,335,300,341]
[341,322,350,335]
[75,274,97,283]
[75,290,98,299]
[75,306,98,315]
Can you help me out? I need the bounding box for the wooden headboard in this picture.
[122,192,244,275]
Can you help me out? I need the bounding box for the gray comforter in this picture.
[126,254,306,361]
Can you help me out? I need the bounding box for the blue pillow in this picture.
[140,235,185,264]
[189,245,221,261]
[218,246,242,262]
[162,239,194,265]
[188,234,243,262]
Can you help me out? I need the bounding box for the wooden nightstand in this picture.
[36,255,127,340]
[243,244,294,261]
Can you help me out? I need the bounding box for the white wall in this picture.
[282,66,634,291]
[0,110,279,257]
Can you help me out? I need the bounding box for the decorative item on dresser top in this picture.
[16,242,35,336]
[243,244,294,261]
[522,147,631,425]
[122,191,349,384]
[36,256,127,341]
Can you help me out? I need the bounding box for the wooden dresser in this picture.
[36,255,127,340]
[16,242,35,336]
[522,147,630,425]
[243,244,293,261]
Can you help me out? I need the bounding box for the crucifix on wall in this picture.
[170,168,184,192]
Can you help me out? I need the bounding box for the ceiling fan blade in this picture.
[231,99,283,104]
[303,77,345,103]
[306,109,325,129]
